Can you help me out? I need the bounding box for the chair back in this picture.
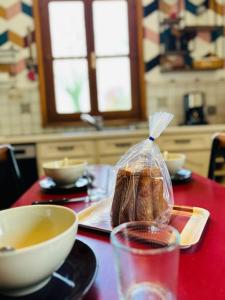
[0,145,24,209]
[208,133,225,182]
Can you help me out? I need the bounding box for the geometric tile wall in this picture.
[143,0,225,82]
[142,0,225,125]
[0,0,34,77]
[1,0,223,82]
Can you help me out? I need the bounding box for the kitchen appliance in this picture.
[183,92,207,125]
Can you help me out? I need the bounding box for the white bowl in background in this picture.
[0,205,78,296]
[164,153,186,175]
[43,158,87,186]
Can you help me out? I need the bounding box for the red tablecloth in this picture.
[12,173,225,300]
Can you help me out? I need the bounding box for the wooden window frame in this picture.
[33,0,146,127]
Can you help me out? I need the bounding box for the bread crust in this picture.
[111,166,168,227]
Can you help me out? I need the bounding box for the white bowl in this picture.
[43,158,86,186]
[0,205,78,296]
[164,153,186,175]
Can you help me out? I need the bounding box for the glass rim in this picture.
[110,221,180,255]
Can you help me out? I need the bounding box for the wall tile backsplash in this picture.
[0,0,225,136]
[147,79,225,125]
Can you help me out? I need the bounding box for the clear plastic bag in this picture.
[111,112,174,227]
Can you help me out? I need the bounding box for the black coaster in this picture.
[171,169,192,184]
[39,176,90,194]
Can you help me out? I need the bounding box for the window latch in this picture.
[90,52,96,69]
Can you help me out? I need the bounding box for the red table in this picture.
[13,173,225,300]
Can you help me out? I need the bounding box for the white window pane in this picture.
[49,1,87,57]
[93,1,129,56]
[96,57,131,112]
[53,59,91,114]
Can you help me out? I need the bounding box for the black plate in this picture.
[39,176,89,194]
[171,169,192,184]
[0,240,98,300]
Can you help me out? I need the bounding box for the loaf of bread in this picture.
[111,166,168,227]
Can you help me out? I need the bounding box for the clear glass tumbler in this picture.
[110,222,180,300]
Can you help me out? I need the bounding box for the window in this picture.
[34,0,145,126]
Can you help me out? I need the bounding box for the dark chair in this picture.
[0,145,24,209]
[208,133,225,183]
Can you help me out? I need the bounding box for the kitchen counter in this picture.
[2,124,223,178]
[0,124,225,144]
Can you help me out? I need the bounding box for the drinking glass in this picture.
[85,165,111,201]
[110,221,180,300]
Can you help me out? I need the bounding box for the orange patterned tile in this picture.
[0,64,11,73]
[0,6,6,18]
[8,30,24,47]
[208,0,225,15]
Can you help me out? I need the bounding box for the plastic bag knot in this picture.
[149,136,155,142]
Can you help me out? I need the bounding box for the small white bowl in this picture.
[43,158,86,186]
[164,153,186,175]
[0,205,78,296]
